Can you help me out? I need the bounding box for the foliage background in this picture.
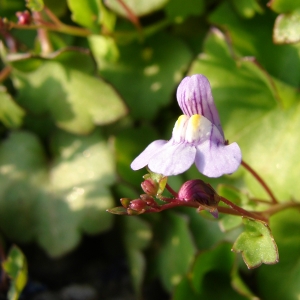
[0,0,300,299]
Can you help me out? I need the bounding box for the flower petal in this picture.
[195,140,242,178]
[176,74,224,137]
[148,142,196,176]
[131,140,167,170]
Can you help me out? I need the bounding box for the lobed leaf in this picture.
[232,218,279,269]
[13,58,127,134]
[0,130,116,257]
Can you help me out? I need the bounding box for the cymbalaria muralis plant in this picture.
[1,0,300,299]
[108,73,299,270]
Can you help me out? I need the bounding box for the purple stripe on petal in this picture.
[195,141,242,178]
[148,142,196,176]
[177,74,224,138]
[131,140,167,170]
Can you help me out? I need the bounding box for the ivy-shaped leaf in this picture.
[232,218,279,269]
[0,130,116,257]
[13,54,127,134]
[2,246,28,300]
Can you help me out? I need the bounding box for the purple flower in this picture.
[131,74,242,178]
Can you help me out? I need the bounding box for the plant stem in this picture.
[165,183,178,197]
[262,201,300,218]
[9,22,91,37]
[220,196,267,222]
[241,159,278,204]
[117,0,141,31]
[0,66,12,83]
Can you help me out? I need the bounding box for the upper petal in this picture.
[195,140,242,178]
[176,74,224,138]
[131,140,167,170]
[148,142,196,176]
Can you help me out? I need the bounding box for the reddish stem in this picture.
[165,183,178,197]
[220,196,267,222]
[117,0,141,31]
[0,66,12,82]
[241,160,278,204]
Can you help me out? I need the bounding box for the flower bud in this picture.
[140,194,157,207]
[120,198,131,208]
[16,11,31,25]
[141,178,157,196]
[178,179,220,218]
[129,199,147,212]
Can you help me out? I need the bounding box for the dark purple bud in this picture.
[16,11,31,25]
[178,179,220,218]
[129,199,147,212]
[141,178,157,196]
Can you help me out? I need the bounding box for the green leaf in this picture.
[232,218,279,269]
[2,246,28,300]
[67,0,100,32]
[122,216,152,250]
[256,209,300,300]
[174,243,246,299]
[98,33,193,120]
[0,86,25,128]
[0,130,116,257]
[122,217,152,294]
[268,0,300,13]
[230,0,263,18]
[43,0,68,17]
[173,277,199,300]
[13,59,127,134]
[219,215,243,232]
[126,248,146,295]
[26,0,44,11]
[156,212,196,292]
[191,243,235,293]
[104,0,169,17]
[165,0,205,23]
[273,9,300,44]
[209,1,300,87]
[231,261,259,300]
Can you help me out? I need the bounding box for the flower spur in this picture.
[131,74,242,178]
